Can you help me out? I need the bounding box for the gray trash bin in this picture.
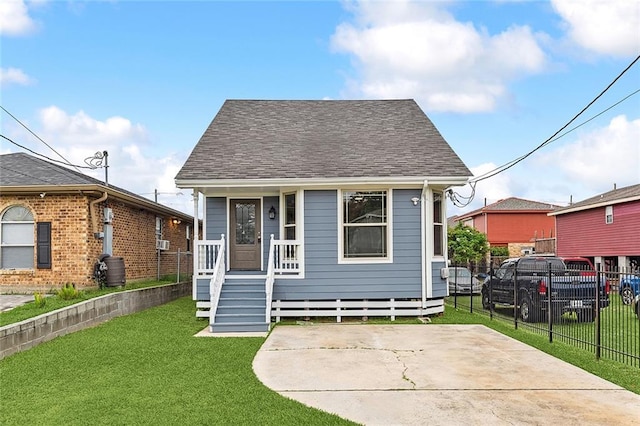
[104,256,126,287]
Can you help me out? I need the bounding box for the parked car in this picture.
[481,257,610,323]
[448,267,482,295]
[561,256,611,294]
[620,273,640,305]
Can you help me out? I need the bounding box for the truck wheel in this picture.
[519,293,538,323]
[481,289,493,310]
[621,287,634,305]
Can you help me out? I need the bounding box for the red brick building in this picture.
[452,197,560,257]
[0,153,194,293]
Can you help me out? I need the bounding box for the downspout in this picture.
[421,180,429,308]
[90,192,108,238]
[192,191,199,300]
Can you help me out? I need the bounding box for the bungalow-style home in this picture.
[550,183,640,272]
[175,99,472,333]
[0,152,194,293]
[452,197,560,257]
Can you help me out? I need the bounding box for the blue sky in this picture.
[1,0,639,216]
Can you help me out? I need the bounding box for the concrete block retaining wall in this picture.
[0,282,190,360]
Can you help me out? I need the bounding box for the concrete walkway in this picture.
[253,324,640,426]
[0,295,33,312]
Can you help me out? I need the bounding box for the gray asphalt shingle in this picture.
[176,99,471,181]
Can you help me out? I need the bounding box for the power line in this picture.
[0,133,96,170]
[448,54,640,208]
[0,105,82,173]
[470,54,640,184]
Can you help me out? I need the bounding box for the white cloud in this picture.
[0,67,35,87]
[536,115,640,193]
[551,0,640,57]
[0,0,37,36]
[28,106,191,214]
[331,0,547,113]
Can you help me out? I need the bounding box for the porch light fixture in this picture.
[411,197,420,206]
[269,206,276,220]
[172,218,181,225]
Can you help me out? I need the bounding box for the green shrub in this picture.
[33,292,47,308]
[56,283,81,300]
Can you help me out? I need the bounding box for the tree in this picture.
[448,223,489,265]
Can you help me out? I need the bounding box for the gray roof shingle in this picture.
[176,99,471,181]
[0,152,106,186]
[456,197,560,220]
[552,183,640,215]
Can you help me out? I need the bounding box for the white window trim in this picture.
[0,205,35,270]
[605,205,613,224]
[338,189,393,264]
[432,189,446,260]
[278,189,305,279]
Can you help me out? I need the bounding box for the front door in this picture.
[229,199,262,270]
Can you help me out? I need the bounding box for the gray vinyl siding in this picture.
[273,189,423,300]
[196,277,209,300]
[205,197,226,240]
[262,196,279,269]
[431,260,447,298]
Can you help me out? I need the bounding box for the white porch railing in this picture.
[197,238,225,275]
[273,239,303,274]
[265,235,276,323]
[204,235,225,327]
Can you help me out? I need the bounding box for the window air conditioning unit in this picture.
[156,239,170,251]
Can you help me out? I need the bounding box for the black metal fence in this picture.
[447,261,640,368]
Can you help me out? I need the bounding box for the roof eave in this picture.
[0,184,193,221]
[549,195,640,216]
[176,175,471,190]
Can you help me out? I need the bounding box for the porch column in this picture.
[192,191,199,300]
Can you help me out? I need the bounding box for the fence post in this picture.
[547,262,553,343]
[595,262,602,361]
[513,265,518,330]
[469,262,474,313]
[177,248,181,283]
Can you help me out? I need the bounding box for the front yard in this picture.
[0,296,353,425]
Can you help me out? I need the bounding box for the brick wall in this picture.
[0,282,191,359]
[1,193,193,293]
[0,194,93,292]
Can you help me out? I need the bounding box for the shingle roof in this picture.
[551,183,640,215]
[176,99,471,181]
[456,197,560,220]
[0,152,192,219]
[0,152,106,187]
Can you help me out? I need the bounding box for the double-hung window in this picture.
[433,191,444,256]
[341,190,389,260]
[605,206,613,224]
[0,205,35,269]
[284,193,296,240]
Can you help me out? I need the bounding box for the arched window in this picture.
[0,205,35,269]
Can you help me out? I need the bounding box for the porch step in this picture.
[205,276,271,334]
[210,322,270,333]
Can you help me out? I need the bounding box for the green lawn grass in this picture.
[0,278,178,327]
[0,297,355,426]
[435,303,640,395]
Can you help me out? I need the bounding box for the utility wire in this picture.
[0,133,96,169]
[469,54,640,184]
[448,54,640,208]
[0,105,82,173]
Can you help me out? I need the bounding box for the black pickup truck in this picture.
[481,257,610,322]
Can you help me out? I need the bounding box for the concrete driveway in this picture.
[253,324,640,426]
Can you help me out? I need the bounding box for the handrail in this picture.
[209,234,226,327]
[265,234,276,323]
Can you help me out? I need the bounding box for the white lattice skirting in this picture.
[271,298,444,322]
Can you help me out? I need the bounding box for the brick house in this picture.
[0,152,194,293]
[549,183,640,271]
[452,197,560,257]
